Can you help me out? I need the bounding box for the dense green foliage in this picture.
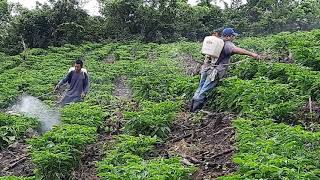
[0,41,197,178]
[61,102,105,127]
[0,177,33,180]
[1,0,320,54]
[237,30,320,71]
[1,29,320,179]
[226,0,320,35]
[124,101,182,138]
[219,119,320,179]
[98,135,196,179]
[0,113,39,149]
[230,61,320,101]
[214,77,307,121]
[211,30,320,178]
[29,124,97,179]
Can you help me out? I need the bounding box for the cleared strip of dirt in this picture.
[73,76,133,179]
[162,111,238,179]
[113,76,132,100]
[72,132,112,180]
[0,141,35,177]
[177,54,202,76]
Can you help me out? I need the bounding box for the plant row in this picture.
[28,102,105,179]
[97,135,196,180]
[219,118,320,179]
[0,113,39,149]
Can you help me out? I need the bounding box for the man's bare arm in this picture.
[233,47,260,59]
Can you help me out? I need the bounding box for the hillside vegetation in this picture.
[0,30,320,179]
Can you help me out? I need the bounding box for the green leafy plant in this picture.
[0,113,39,149]
[123,101,182,138]
[212,77,307,122]
[0,176,35,180]
[219,118,320,179]
[29,124,97,179]
[2,36,320,180]
[98,135,195,180]
[61,102,105,127]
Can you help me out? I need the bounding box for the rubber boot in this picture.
[191,99,205,112]
[190,99,195,112]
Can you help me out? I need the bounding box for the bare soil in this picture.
[177,54,202,76]
[104,53,116,64]
[298,100,320,132]
[72,133,112,180]
[73,76,133,179]
[0,141,35,177]
[113,76,132,100]
[163,111,238,179]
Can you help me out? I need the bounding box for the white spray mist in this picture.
[9,95,60,133]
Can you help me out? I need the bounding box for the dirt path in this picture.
[113,76,132,100]
[72,132,112,180]
[177,54,202,76]
[0,141,35,177]
[73,76,133,179]
[70,106,127,180]
[164,111,237,179]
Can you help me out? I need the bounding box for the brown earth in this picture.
[160,54,238,179]
[0,141,35,177]
[113,75,132,100]
[72,133,112,180]
[104,53,116,64]
[177,54,202,76]
[73,75,133,179]
[162,110,238,179]
[298,100,320,132]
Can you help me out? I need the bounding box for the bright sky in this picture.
[8,0,100,16]
[8,0,243,16]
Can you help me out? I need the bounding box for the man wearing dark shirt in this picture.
[54,59,89,107]
[191,28,261,112]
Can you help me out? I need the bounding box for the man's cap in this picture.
[222,28,239,37]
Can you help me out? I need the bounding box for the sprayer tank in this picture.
[201,36,224,58]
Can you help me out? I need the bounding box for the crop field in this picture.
[0,30,320,179]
